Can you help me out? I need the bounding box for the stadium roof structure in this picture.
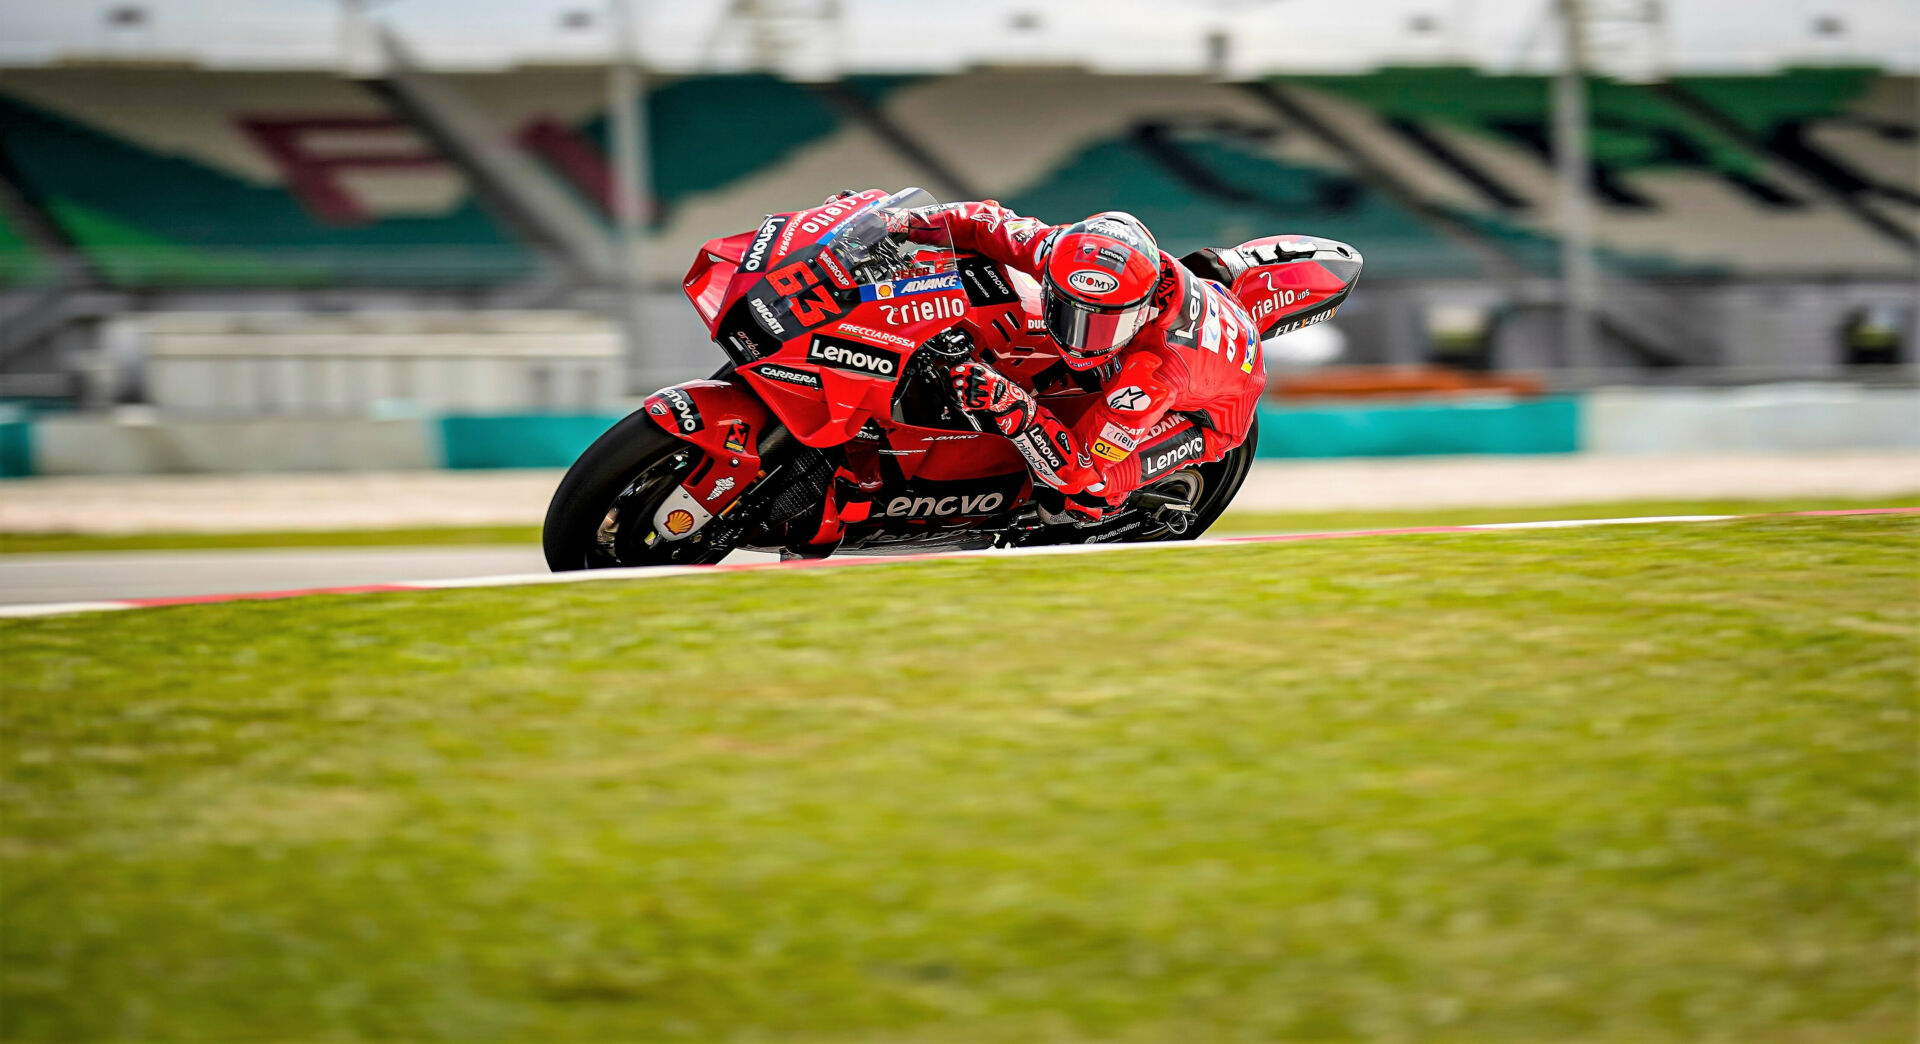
[1,0,1916,76]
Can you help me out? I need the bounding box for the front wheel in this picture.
[542,410,734,571]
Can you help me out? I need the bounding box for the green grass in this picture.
[2,494,1913,554]
[2,515,1915,1041]
[1208,494,1920,535]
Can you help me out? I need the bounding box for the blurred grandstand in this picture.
[0,1,1914,420]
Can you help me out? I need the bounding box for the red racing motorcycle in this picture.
[543,188,1360,569]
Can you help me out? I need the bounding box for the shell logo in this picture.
[663,509,696,535]
[875,283,894,299]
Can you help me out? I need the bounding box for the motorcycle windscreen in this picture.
[736,188,958,351]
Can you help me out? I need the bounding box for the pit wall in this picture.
[2,385,1915,477]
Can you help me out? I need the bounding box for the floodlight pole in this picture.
[1553,0,1599,380]
[608,0,652,393]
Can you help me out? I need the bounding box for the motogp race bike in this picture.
[543,188,1359,569]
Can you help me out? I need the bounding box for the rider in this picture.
[896,201,1268,521]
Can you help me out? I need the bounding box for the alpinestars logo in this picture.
[807,335,900,378]
[741,215,786,273]
[1106,386,1151,411]
[658,388,702,434]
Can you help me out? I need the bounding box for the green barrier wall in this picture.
[0,420,30,477]
[438,413,626,470]
[1257,396,1580,458]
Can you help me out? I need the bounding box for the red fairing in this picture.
[684,231,753,335]
[640,377,775,515]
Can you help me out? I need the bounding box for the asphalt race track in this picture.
[0,545,785,608]
[0,547,794,608]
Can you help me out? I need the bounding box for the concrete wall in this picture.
[1584,385,1920,454]
[2,384,1914,476]
[31,414,436,475]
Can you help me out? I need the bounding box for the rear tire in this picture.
[542,410,733,571]
[1178,414,1259,540]
[1065,415,1259,545]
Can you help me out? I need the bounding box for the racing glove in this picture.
[951,361,1036,437]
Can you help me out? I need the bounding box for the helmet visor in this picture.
[1044,291,1149,362]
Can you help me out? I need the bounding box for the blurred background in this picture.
[0,0,1914,476]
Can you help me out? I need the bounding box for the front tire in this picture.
[542,410,733,571]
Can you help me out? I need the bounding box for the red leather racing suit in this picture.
[919,201,1269,507]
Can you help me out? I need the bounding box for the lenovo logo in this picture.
[1140,433,1204,480]
[807,336,900,378]
[742,215,786,273]
[658,387,702,434]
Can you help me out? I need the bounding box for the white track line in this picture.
[2,508,1912,620]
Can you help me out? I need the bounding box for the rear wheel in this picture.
[542,411,734,571]
[1068,415,1260,545]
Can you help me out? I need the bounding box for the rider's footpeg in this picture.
[1149,498,1197,535]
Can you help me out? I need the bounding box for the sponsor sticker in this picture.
[1006,217,1043,244]
[652,486,712,541]
[1165,281,1207,348]
[1269,305,1339,338]
[723,424,748,453]
[881,491,1006,518]
[1014,427,1066,481]
[1066,269,1120,296]
[1139,427,1206,481]
[1105,386,1151,412]
[741,215,787,273]
[750,296,787,336]
[705,477,736,501]
[728,328,764,360]
[1091,439,1129,463]
[957,256,1019,307]
[1097,421,1139,452]
[859,270,962,302]
[751,363,821,389]
[834,322,916,348]
[658,387,702,434]
[816,249,855,289]
[806,335,901,379]
[876,295,966,326]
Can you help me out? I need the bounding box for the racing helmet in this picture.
[1040,212,1161,369]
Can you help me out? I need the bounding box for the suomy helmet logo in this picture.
[1066,270,1120,295]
